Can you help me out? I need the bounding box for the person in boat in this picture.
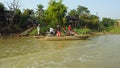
[63,26,69,36]
[63,26,67,33]
[49,27,55,36]
[56,24,61,36]
[46,30,50,36]
[68,25,75,36]
[37,24,40,36]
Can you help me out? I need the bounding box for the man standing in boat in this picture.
[37,24,40,36]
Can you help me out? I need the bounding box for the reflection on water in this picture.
[0,35,120,68]
[0,37,87,59]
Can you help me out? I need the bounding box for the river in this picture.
[0,34,120,68]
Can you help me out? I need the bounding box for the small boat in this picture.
[38,35,90,41]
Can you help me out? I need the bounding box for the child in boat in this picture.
[56,31,61,36]
[56,24,61,36]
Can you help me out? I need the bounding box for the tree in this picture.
[35,4,44,24]
[80,14,99,29]
[0,2,4,12]
[14,9,22,25]
[77,5,90,17]
[45,0,67,27]
[22,9,34,29]
[89,15,99,30]
[6,0,21,28]
[80,14,91,28]
[100,18,116,31]
[101,18,115,27]
[7,0,20,11]
[68,9,78,17]
[36,4,44,17]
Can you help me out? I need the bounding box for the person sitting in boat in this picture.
[56,31,61,36]
[49,27,55,36]
[63,26,66,33]
[56,24,61,36]
[68,25,75,36]
[63,26,69,36]
[46,30,51,36]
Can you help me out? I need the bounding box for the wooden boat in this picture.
[37,35,90,41]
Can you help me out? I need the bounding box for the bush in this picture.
[110,27,120,34]
[29,26,50,36]
[74,28,91,35]
[29,28,37,36]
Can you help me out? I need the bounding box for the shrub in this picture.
[74,28,91,35]
[29,28,37,36]
[110,27,120,34]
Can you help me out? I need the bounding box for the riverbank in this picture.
[90,32,110,36]
[0,31,119,39]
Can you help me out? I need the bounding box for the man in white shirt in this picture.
[37,24,40,35]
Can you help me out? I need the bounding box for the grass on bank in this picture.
[29,26,120,36]
[74,28,92,35]
[30,28,92,36]
[110,27,120,34]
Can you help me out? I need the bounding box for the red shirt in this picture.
[68,25,71,31]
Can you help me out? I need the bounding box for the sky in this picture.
[0,0,120,19]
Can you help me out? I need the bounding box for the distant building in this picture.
[116,19,120,28]
[66,16,79,28]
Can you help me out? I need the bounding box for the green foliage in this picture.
[80,14,99,29]
[98,18,117,32]
[0,2,4,12]
[22,9,34,17]
[45,0,67,26]
[40,26,50,35]
[74,28,91,35]
[29,28,37,36]
[35,4,44,24]
[14,9,22,25]
[15,9,22,15]
[21,9,34,28]
[36,4,44,17]
[110,27,120,34]
[1,1,119,35]
[29,26,49,36]
[68,9,78,17]
[62,17,67,25]
[68,5,99,30]
[100,18,115,27]
[77,5,90,16]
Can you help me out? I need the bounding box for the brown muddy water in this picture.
[0,34,120,68]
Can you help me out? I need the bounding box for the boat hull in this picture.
[39,35,90,41]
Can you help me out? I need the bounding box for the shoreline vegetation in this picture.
[0,31,119,42]
[0,23,120,39]
[0,0,120,38]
